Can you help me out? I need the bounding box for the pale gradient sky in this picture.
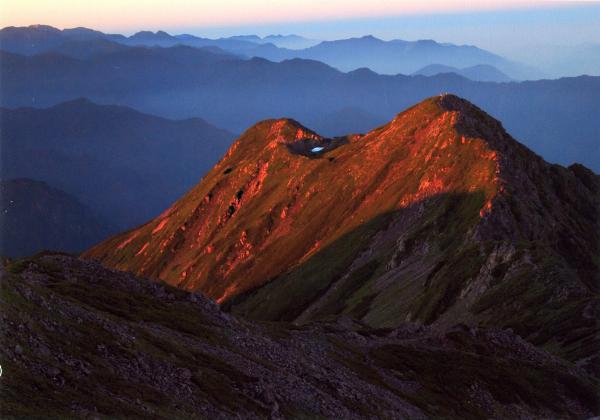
[1,0,599,56]
[0,0,592,31]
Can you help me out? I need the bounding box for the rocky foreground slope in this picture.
[85,95,600,375]
[1,254,598,418]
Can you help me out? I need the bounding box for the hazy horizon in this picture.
[3,1,600,73]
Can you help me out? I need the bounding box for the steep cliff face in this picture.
[84,95,599,372]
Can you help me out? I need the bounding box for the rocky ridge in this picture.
[84,95,600,375]
[1,254,598,418]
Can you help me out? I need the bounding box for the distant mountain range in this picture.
[0,25,115,54]
[509,43,600,79]
[2,41,598,171]
[85,96,600,379]
[274,36,534,78]
[0,25,312,56]
[0,25,537,79]
[223,33,319,49]
[0,99,235,237]
[412,64,512,82]
[7,25,599,79]
[0,178,110,257]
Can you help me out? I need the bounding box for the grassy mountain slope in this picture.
[84,96,600,374]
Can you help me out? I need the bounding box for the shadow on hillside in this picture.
[222,188,599,373]
[223,190,487,323]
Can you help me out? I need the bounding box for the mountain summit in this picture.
[85,95,599,374]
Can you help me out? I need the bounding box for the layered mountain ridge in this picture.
[412,64,512,82]
[85,95,599,374]
[1,99,235,232]
[3,45,599,170]
[0,25,526,77]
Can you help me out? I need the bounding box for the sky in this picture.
[1,0,554,30]
[1,0,599,55]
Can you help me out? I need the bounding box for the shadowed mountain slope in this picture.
[1,254,598,418]
[0,179,110,257]
[1,99,236,233]
[84,96,600,374]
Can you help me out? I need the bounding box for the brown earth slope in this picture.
[84,95,600,374]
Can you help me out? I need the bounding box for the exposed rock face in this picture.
[84,95,599,374]
[1,254,598,418]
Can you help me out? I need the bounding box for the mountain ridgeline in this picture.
[412,64,512,82]
[85,96,600,375]
[0,99,235,233]
[0,25,528,77]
